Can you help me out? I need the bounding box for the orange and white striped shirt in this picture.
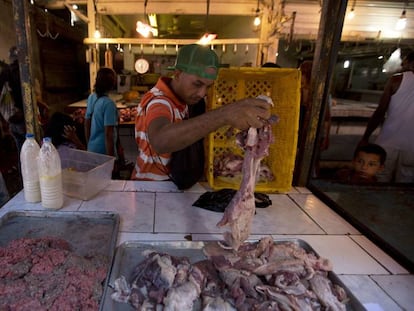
[132,77,188,180]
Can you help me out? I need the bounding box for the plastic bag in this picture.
[192,189,272,212]
[0,82,18,121]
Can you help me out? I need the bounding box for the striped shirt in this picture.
[132,77,188,180]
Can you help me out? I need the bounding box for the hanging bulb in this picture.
[254,14,261,27]
[93,29,101,39]
[348,8,355,20]
[396,10,407,31]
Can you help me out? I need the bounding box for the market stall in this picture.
[0,181,410,310]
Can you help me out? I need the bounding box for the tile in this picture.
[371,275,414,311]
[272,234,389,274]
[79,191,155,233]
[0,191,81,216]
[124,181,208,193]
[289,193,360,234]
[254,194,324,234]
[105,180,126,191]
[117,232,188,246]
[154,193,324,235]
[294,187,311,194]
[338,275,403,311]
[351,235,410,275]
[155,192,225,234]
[124,180,181,192]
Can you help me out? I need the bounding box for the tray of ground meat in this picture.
[0,210,119,311]
[102,238,365,311]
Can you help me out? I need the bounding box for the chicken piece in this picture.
[217,121,275,251]
[309,273,346,311]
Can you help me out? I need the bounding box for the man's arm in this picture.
[360,74,401,143]
[148,98,271,154]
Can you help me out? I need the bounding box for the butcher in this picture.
[132,44,272,188]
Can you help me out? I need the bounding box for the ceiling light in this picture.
[253,0,261,26]
[395,10,407,31]
[93,30,101,39]
[136,21,156,37]
[348,8,355,19]
[347,0,356,19]
[198,33,217,45]
[343,60,350,69]
[148,14,157,28]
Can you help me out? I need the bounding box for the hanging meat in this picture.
[217,96,277,251]
[105,48,113,69]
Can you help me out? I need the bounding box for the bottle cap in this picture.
[26,133,34,138]
[43,137,52,143]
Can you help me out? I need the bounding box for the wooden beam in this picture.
[83,37,271,45]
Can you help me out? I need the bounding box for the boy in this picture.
[334,143,386,184]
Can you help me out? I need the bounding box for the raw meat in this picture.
[0,237,109,310]
[111,238,349,311]
[217,113,276,250]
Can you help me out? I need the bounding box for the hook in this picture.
[129,44,132,53]
[222,45,226,53]
[295,40,302,52]
[245,45,249,55]
[233,44,237,54]
[37,9,59,39]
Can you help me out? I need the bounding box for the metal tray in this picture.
[0,210,120,311]
[101,239,366,311]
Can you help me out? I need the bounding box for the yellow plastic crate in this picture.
[206,67,301,193]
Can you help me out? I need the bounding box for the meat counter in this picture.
[65,93,139,125]
[0,181,411,310]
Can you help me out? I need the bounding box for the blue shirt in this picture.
[85,93,118,155]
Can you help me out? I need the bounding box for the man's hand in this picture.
[220,98,272,130]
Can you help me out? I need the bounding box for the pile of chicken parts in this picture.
[111,237,348,311]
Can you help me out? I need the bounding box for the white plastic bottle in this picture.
[20,133,41,202]
[38,137,63,209]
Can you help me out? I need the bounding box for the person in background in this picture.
[133,44,271,181]
[44,112,86,150]
[0,111,19,201]
[334,143,386,184]
[84,67,118,158]
[359,51,414,183]
[0,46,25,152]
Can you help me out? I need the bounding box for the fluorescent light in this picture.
[197,33,217,45]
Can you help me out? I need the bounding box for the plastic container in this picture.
[58,147,115,200]
[206,67,301,193]
[20,133,41,202]
[38,137,63,209]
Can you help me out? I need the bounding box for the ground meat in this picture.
[0,237,109,311]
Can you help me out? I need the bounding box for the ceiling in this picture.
[40,0,414,46]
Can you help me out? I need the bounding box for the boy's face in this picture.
[352,151,384,179]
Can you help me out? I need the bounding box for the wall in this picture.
[0,0,16,61]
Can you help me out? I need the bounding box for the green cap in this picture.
[172,44,219,80]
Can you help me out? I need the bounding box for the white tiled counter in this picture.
[1,181,413,310]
